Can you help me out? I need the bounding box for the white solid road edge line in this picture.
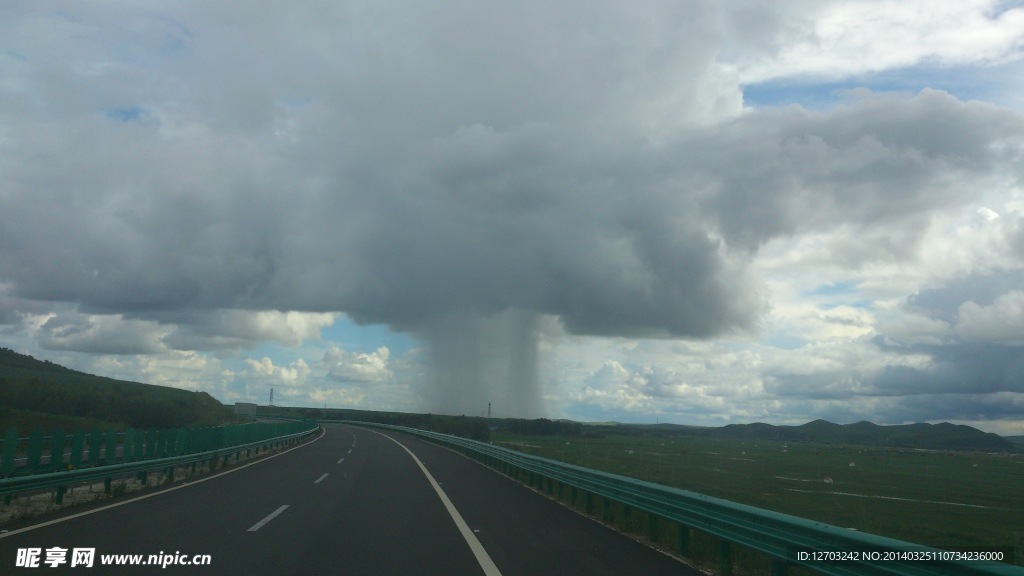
[247,504,290,532]
[0,427,326,539]
[367,429,503,576]
[314,473,329,484]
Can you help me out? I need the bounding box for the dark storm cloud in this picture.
[0,3,1022,349]
[36,312,166,355]
[872,342,1024,396]
[691,89,1024,250]
[765,264,1024,429]
[2,91,1021,345]
[761,343,1024,425]
[0,1,754,342]
[865,270,1024,405]
[0,288,28,326]
[907,269,1024,323]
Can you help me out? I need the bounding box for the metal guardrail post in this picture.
[182,428,193,455]
[89,428,103,466]
[134,428,145,460]
[1,428,14,505]
[70,430,85,468]
[678,523,690,557]
[104,429,118,464]
[213,427,225,451]
[648,512,659,543]
[27,429,43,472]
[124,429,136,462]
[50,429,66,471]
[720,540,733,576]
[145,429,156,459]
[2,428,16,478]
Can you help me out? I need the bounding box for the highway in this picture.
[1,423,702,575]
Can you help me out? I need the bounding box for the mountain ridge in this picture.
[703,418,1017,452]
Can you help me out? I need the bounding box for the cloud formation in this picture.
[323,346,391,383]
[1,1,1023,430]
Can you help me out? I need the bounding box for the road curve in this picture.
[1,423,702,575]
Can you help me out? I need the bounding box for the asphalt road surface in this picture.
[1,423,704,575]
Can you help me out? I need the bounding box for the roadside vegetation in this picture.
[0,348,234,432]
[491,428,1024,561]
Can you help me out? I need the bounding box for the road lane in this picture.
[1,424,487,575]
[363,427,703,576]
[280,426,488,576]
[2,423,703,575]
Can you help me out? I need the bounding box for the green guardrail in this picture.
[1,419,319,504]
[348,422,1023,576]
[0,420,317,477]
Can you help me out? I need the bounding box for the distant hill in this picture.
[580,419,1017,452]
[0,347,233,431]
[708,419,1017,453]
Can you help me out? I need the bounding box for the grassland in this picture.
[493,430,1024,560]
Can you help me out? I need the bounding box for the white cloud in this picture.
[310,387,367,407]
[322,346,391,383]
[733,1,1024,83]
[244,356,311,386]
[573,361,656,414]
[18,308,334,355]
[956,291,1024,344]
[876,312,953,347]
[96,351,224,392]
[162,311,336,350]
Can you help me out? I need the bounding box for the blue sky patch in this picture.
[805,281,857,297]
[801,282,872,309]
[322,317,417,356]
[743,63,1015,111]
[105,106,147,123]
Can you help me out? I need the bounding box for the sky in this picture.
[2,1,1024,434]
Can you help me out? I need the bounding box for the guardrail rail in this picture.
[1,419,319,506]
[347,422,1023,576]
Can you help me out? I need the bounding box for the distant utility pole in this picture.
[269,388,274,407]
[487,402,492,418]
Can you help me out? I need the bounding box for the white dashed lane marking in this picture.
[247,505,289,532]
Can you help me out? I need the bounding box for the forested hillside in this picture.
[0,348,233,431]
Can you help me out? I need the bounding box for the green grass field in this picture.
[493,431,1024,560]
